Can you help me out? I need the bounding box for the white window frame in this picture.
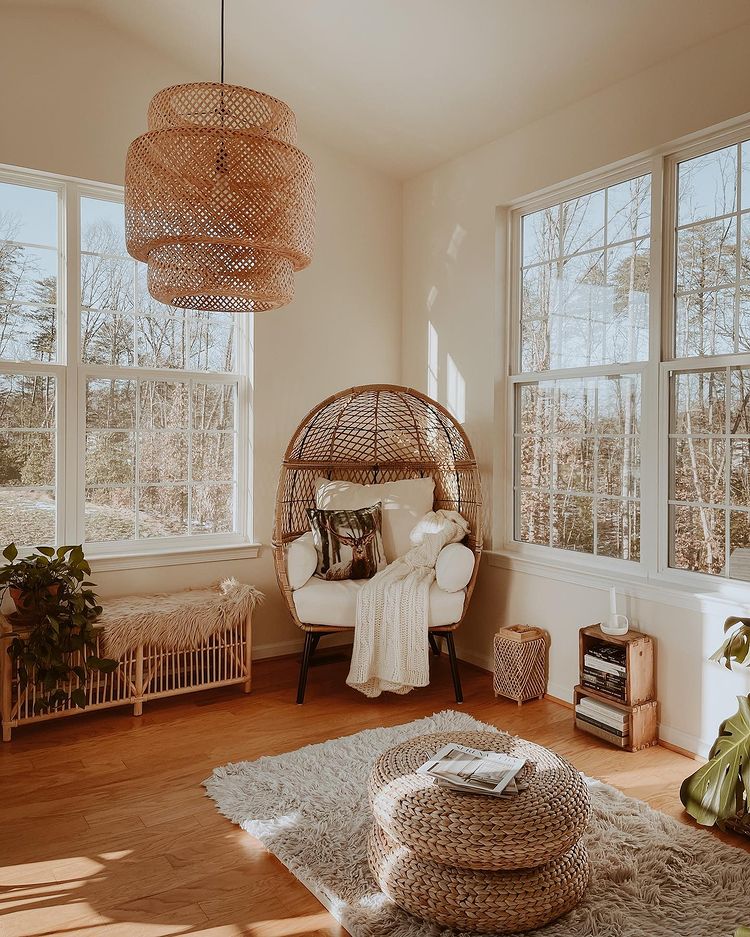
[0,163,256,563]
[501,115,750,599]
[504,156,661,579]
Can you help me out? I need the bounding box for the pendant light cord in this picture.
[220,0,225,83]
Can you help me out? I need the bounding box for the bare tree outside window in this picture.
[669,141,750,579]
[0,178,246,549]
[514,174,649,560]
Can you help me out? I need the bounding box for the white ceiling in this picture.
[14,0,750,178]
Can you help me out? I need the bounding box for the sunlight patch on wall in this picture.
[427,321,439,399]
[447,354,466,423]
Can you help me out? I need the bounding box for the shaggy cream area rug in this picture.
[203,710,750,937]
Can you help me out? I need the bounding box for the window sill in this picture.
[88,542,263,573]
[485,548,750,614]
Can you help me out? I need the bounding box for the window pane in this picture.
[520,173,650,372]
[81,197,126,255]
[86,378,135,429]
[0,373,55,428]
[81,254,134,313]
[522,208,556,267]
[138,432,188,482]
[597,437,639,498]
[676,218,736,294]
[607,175,651,242]
[730,368,750,435]
[552,436,594,492]
[674,144,749,358]
[597,374,640,435]
[517,435,551,491]
[193,382,235,431]
[672,370,725,435]
[671,504,725,575]
[190,311,235,372]
[137,314,188,369]
[81,310,135,366]
[139,380,188,429]
[552,493,592,553]
[138,486,188,538]
[729,511,750,581]
[0,244,57,304]
[193,433,234,482]
[85,487,135,542]
[730,439,750,506]
[677,145,737,226]
[561,190,605,256]
[0,182,57,247]
[85,432,134,485]
[515,374,640,560]
[0,431,54,486]
[0,304,56,363]
[518,489,550,545]
[671,437,725,504]
[0,489,55,545]
[192,484,234,533]
[597,498,640,561]
[676,290,735,358]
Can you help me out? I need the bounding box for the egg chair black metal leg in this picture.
[445,632,463,703]
[428,632,442,656]
[296,631,319,704]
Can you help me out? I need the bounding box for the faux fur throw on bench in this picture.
[98,578,263,658]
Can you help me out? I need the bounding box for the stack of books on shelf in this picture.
[582,643,626,701]
[574,695,629,741]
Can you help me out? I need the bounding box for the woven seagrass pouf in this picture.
[368,821,590,934]
[368,730,591,870]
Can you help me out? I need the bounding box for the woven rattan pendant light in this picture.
[124,0,315,312]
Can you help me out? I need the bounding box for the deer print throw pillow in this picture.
[307,504,386,581]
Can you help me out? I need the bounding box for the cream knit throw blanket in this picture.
[100,578,263,658]
[347,510,470,697]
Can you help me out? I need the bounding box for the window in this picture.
[0,167,252,553]
[508,124,750,586]
[512,173,651,562]
[668,141,750,579]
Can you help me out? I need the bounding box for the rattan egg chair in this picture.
[272,384,483,703]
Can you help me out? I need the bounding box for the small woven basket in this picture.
[493,625,548,705]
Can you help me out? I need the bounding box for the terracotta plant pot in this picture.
[10,582,60,616]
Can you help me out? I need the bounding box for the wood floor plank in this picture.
[0,653,744,937]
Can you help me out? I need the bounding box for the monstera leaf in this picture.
[710,616,750,669]
[680,695,750,826]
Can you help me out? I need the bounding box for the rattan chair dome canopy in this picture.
[125,82,315,313]
[273,384,483,702]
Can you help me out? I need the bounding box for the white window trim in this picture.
[498,113,750,599]
[0,162,258,562]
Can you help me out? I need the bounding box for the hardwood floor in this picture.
[0,645,741,937]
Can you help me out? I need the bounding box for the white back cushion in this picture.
[286,531,318,590]
[315,475,434,562]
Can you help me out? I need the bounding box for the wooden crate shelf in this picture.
[575,624,658,753]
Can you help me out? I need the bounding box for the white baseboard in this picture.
[454,643,710,757]
[657,723,711,759]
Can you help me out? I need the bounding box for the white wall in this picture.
[402,22,750,755]
[0,4,402,656]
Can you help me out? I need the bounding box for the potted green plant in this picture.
[680,615,750,834]
[1,543,117,713]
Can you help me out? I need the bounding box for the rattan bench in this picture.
[1,581,258,741]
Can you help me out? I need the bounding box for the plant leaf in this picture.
[3,543,17,561]
[680,694,750,826]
